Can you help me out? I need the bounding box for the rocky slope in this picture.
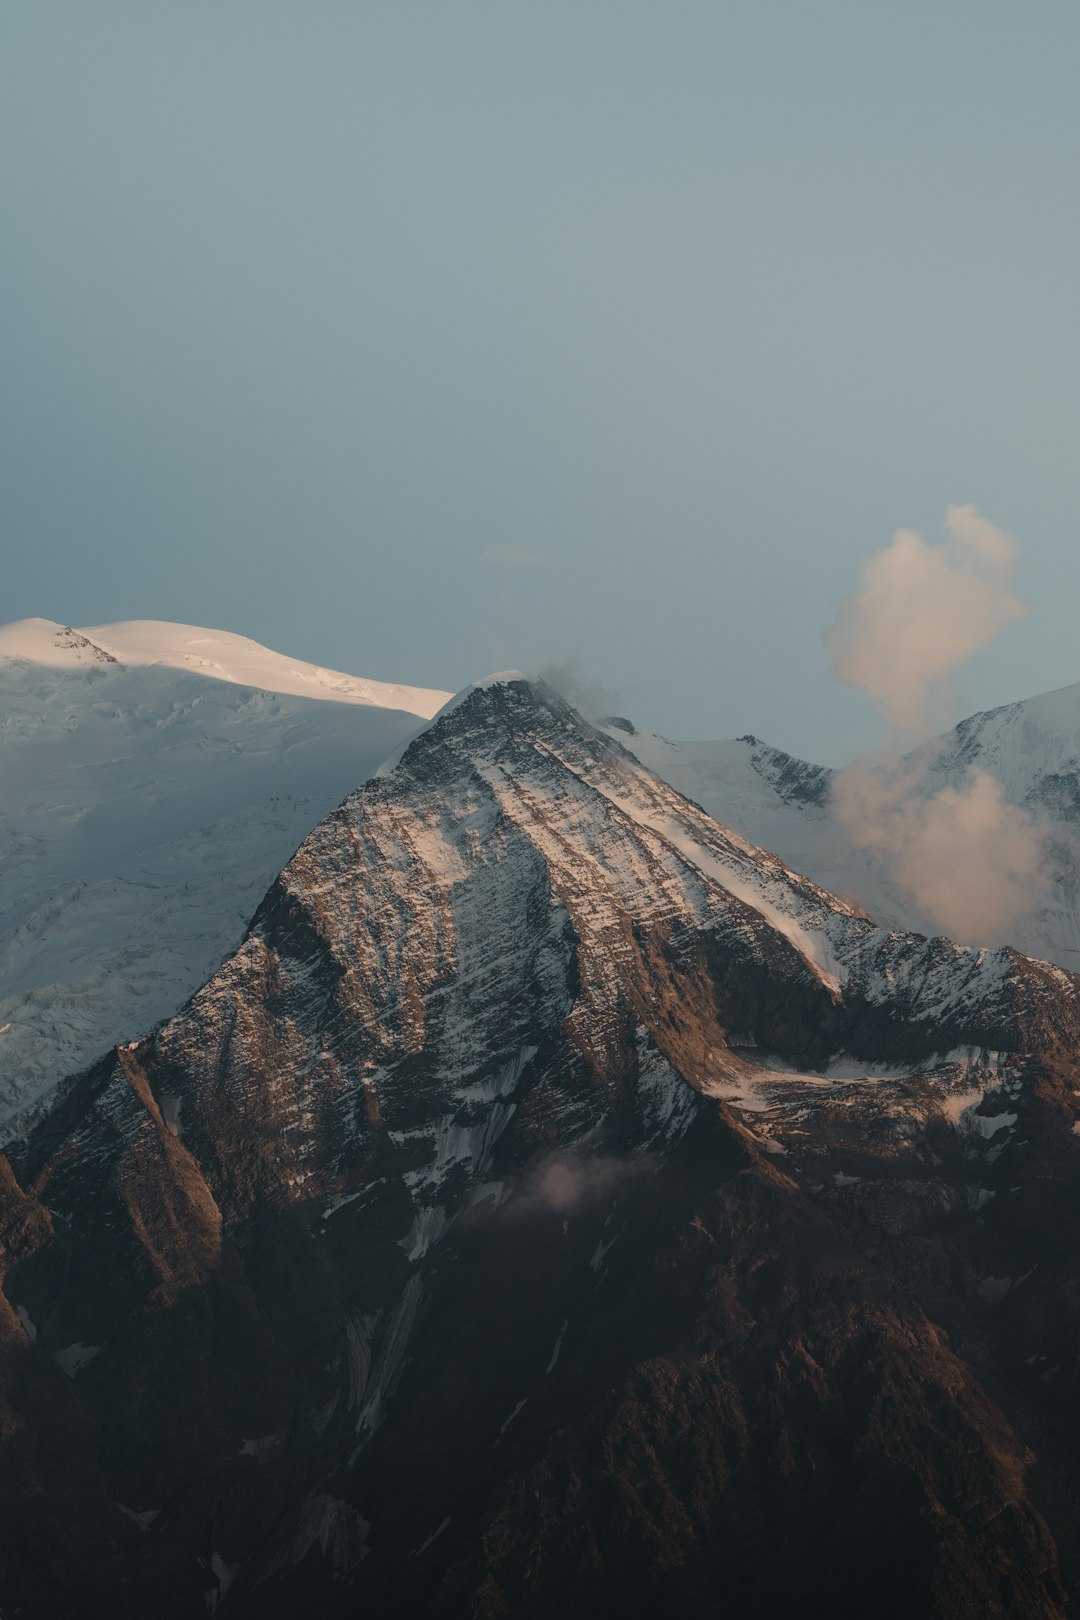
[604,679,1080,970]
[0,617,448,1128]
[2,678,1080,1618]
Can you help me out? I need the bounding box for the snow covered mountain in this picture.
[602,680,1080,970]
[3,676,1080,1617]
[0,618,449,1129]
[4,609,1077,1142]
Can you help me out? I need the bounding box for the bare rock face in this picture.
[3,678,1080,1618]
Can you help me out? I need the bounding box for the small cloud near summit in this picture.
[535,657,621,720]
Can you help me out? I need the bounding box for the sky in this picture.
[2,2,1078,763]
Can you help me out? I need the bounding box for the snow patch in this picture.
[54,1341,102,1376]
[978,1276,1013,1305]
[355,1275,423,1438]
[545,1318,568,1374]
[410,1517,451,1557]
[239,1430,283,1458]
[206,1552,241,1612]
[159,1094,183,1138]
[321,1179,384,1220]
[116,1503,160,1531]
[590,1235,618,1273]
[498,1398,527,1437]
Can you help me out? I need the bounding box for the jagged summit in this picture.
[373,669,535,776]
[385,670,619,777]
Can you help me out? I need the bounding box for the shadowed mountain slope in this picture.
[3,678,1080,1618]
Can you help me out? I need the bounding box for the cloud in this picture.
[825,504,1026,737]
[826,504,1046,947]
[482,543,545,567]
[535,657,621,720]
[512,1150,642,1216]
[832,760,1047,945]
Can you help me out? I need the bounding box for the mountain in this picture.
[3,677,1080,1618]
[5,612,1076,1138]
[0,618,449,1133]
[602,680,1080,969]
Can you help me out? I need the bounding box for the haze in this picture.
[3,2,1078,762]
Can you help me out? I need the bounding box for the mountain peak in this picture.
[6,641,1080,1615]
[0,615,452,716]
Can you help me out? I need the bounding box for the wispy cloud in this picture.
[510,1149,647,1216]
[833,759,1047,944]
[535,657,620,720]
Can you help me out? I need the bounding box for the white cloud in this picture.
[826,505,1045,946]
[832,760,1047,945]
[825,504,1026,737]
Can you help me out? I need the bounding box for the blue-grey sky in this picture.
[3,2,1078,762]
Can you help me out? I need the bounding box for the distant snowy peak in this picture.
[918,682,1080,816]
[605,680,1080,831]
[0,617,451,1125]
[0,617,119,668]
[736,735,833,808]
[0,617,451,719]
[601,679,1080,971]
[596,724,834,829]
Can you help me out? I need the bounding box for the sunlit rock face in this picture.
[2,678,1080,1618]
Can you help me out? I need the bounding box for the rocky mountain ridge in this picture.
[5,609,1080,1138]
[3,678,1080,1616]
